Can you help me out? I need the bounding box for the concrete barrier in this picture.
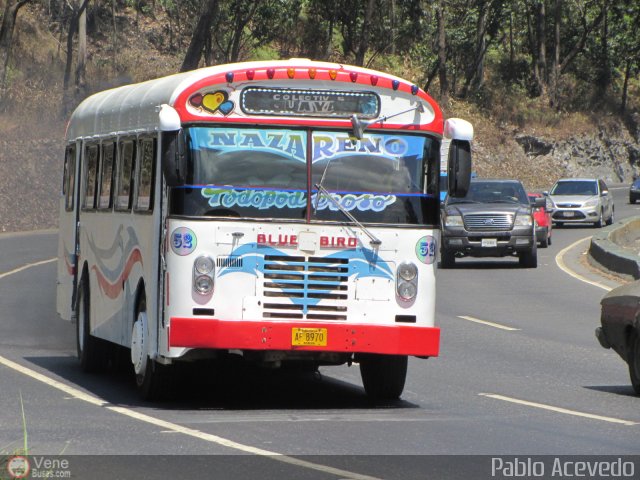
[589,217,640,279]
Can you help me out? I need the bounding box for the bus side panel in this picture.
[56,143,80,322]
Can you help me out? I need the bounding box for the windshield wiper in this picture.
[314,183,381,247]
[351,103,425,139]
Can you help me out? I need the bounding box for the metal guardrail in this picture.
[589,216,640,279]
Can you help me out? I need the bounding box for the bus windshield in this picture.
[169,126,439,225]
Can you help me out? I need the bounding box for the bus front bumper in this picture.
[168,318,440,357]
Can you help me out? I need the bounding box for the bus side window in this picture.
[83,145,99,210]
[116,140,135,211]
[64,145,76,212]
[134,138,156,212]
[98,141,115,210]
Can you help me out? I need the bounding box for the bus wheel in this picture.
[131,306,165,400]
[76,278,106,372]
[359,354,407,400]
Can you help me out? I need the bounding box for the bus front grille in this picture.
[261,255,349,320]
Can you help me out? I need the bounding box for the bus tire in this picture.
[76,277,107,373]
[131,299,165,400]
[359,354,407,400]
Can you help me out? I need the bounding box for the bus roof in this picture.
[66,59,443,141]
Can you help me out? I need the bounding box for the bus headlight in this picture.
[398,262,418,281]
[193,255,215,294]
[396,262,418,301]
[194,255,214,275]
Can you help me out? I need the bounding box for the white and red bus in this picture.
[57,59,472,400]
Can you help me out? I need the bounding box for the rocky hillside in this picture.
[0,3,638,233]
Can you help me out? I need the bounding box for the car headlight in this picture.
[584,198,599,207]
[444,214,464,227]
[514,214,533,226]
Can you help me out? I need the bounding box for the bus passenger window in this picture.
[135,138,155,212]
[116,140,135,211]
[83,145,99,209]
[64,145,76,212]
[99,142,115,209]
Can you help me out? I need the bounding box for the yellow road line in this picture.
[479,393,637,426]
[555,237,612,292]
[457,315,520,331]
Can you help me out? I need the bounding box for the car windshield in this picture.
[169,127,440,225]
[447,180,528,205]
[550,180,597,196]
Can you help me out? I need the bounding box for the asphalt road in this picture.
[1,187,639,479]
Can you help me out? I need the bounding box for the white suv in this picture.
[548,178,614,227]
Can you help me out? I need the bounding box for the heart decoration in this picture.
[218,101,234,116]
[201,91,229,114]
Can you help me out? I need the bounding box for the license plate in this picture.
[481,238,497,247]
[563,211,575,217]
[292,328,327,346]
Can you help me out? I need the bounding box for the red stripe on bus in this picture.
[168,317,440,357]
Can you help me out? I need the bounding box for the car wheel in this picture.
[519,242,537,268]
[440,250,455,268]
[539,228,549,248]
[606,208,614,226]
[594,210,604,228]
[629,333,640,395]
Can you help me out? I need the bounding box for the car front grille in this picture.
[261,255,348,321]
[464,213,513,231]
[556,203,582,208]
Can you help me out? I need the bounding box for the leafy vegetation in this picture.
[0,0,636,122]
[0,0,637,234]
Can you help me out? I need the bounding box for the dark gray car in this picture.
[440,178,541,268]
[597,280,640,395]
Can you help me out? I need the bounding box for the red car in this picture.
[528,192,553,248]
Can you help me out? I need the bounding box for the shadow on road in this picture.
[24,354,419,411]
[582,384,638,397]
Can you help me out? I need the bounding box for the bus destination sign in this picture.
[241,87,379,119]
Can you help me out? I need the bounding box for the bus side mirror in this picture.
[447,139,471,198]
[161,130,186,187]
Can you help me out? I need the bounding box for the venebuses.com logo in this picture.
[6,456,30,479]
[5,455,71,479]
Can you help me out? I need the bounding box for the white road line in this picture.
[555,237,612,292]
[457,315,520,331]
[479,393,637,426]
[0,355,380,480]
[0,258,57,280]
